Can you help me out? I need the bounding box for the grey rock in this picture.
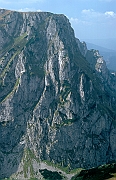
[0,9,116,179]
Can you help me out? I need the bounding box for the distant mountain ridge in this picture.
[84,38,116,51]
[86,42,115,52]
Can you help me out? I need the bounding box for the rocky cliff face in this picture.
[0,9,116,179]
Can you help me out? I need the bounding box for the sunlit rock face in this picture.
[0,9,116,179]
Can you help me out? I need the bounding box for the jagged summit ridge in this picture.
[0,9,116,179]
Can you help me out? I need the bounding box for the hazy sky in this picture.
[0,0,116,41]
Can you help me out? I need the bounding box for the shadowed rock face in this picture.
[0,9,116,179]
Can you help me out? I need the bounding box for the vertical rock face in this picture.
[0,9,116,179]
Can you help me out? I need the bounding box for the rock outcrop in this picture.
[0,9,116,179]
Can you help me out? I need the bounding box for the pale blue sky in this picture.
[0,0,116,42]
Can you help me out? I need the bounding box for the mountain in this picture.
[0,9,116,179]
[84,38,116,51]
[86,42,115,53]
[86,42,116,71]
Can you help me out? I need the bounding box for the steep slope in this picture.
[0,9,116,179]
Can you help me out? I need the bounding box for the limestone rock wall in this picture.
[0,9,116,179]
